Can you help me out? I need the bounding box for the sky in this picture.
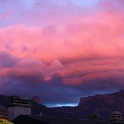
[0,0,124,107]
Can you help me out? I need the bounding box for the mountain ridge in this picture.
[0,90,124,120]
[52,90,124,119]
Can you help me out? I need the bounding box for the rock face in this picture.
[32,96,42,105]
[78,90,124,119]
[52,90,124,120]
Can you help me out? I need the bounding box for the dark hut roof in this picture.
[12,115,110,124]
[12,115,50,124]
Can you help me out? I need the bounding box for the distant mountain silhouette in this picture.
[52,90,124,120]
[1,90,124,120]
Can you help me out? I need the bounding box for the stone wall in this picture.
[8,106,31,121]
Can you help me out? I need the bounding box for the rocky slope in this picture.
[52,90,124,120]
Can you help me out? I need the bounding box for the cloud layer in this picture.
[0,0,124,106]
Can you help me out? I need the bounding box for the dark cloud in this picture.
[0,51,124,106]
[0,51,19,68]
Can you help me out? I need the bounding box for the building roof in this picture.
[12,115,50,124]
[12,115,109,124]
[111,111,122,115]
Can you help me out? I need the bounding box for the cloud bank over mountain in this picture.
[0,0,124,106]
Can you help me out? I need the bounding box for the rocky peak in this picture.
[32,96,42,105]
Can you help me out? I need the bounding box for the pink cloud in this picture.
[0,9,124,60]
